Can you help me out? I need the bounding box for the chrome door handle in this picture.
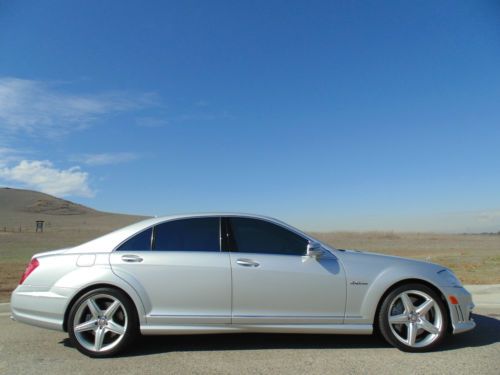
[236,259,259,267]
[121,254,143,263]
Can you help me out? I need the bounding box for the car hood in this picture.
[335,248,445,271]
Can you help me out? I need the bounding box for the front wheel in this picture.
[378,283,448,352]
[68,287,138,357]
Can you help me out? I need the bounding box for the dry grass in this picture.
[1,230,499,302]
[0,261,25,302]
[1,189,499,302]
[0,220,144,302]
[311,231,500,285]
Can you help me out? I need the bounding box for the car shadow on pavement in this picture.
[438,314,500,351]
[59,314,499,357]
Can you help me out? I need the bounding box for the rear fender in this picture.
[55,265,148,326]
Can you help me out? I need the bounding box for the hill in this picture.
[0,187,146,234]
[0,187,148,300]
[0,187,97,217]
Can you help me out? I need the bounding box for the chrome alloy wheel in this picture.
[72,294,128,353]
[387,290,443,348]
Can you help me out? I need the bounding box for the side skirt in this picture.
[140,324,373,335]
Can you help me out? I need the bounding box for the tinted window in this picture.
[154,218,220,252]
[228,218,307,256]
[116,228,152,251]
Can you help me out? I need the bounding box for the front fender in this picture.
[358,266,444,323]
[338,251,445,324]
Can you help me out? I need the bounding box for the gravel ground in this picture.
[0,308,498,375]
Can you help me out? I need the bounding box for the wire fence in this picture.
[0,221,53,233]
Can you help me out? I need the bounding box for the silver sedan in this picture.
[11,213,475,357]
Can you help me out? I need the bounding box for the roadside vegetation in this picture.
[1,188,499,302]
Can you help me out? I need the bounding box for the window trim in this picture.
[151,216,222,253]
[111,215,318,255]
[223,216,309,256]
[113,217,224,253]
[150,225,156,250]
[114,226,154,252]
[221,217,228,252]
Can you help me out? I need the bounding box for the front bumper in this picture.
[441,286,476,334]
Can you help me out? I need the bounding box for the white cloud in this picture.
[0,160,93,197]
[0,77,157,137]
[77,152,139,166]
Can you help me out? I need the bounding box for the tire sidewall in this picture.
[378,283,449,352]
[68,287,138,358]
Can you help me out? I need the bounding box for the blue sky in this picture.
[1,1,499,232]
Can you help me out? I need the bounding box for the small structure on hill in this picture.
[35,220,44,233]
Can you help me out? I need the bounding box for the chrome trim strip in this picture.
[149,314,230,317]
[233,315,344,318]
[149,314,344,318]
[141,323,373,335]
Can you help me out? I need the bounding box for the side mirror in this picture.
[306,241,323,258]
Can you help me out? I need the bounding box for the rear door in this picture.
[226,217,346,324]
[110,217,231,324]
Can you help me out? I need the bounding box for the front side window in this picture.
[228,217,307,256]
[153,217,220,252]
[116,227,153,251]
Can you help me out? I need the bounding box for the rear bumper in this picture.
[10,285,73,332]
[441,286,476,334]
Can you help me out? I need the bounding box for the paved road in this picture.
[0,307,499,375]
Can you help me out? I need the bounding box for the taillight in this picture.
[19,258,39,285]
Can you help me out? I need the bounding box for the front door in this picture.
[226,217,346,324]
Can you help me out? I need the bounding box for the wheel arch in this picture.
[63,283,141,332]
[372,278,452,334]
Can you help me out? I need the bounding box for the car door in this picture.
[110,217,231,325]
[226,217,346,324]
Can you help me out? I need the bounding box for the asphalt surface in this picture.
[1,303,499,375]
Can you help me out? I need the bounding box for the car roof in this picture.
[66,213,313,254]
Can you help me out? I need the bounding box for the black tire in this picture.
[68,287,138,357]
[378,283,448,352]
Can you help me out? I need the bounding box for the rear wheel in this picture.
[68,287,138,357]
[378,283,448,352]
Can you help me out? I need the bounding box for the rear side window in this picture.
[153,217,220,252]
[116,228,152,251]
[228,217,307,256]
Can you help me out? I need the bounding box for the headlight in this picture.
[437,269,462,287]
